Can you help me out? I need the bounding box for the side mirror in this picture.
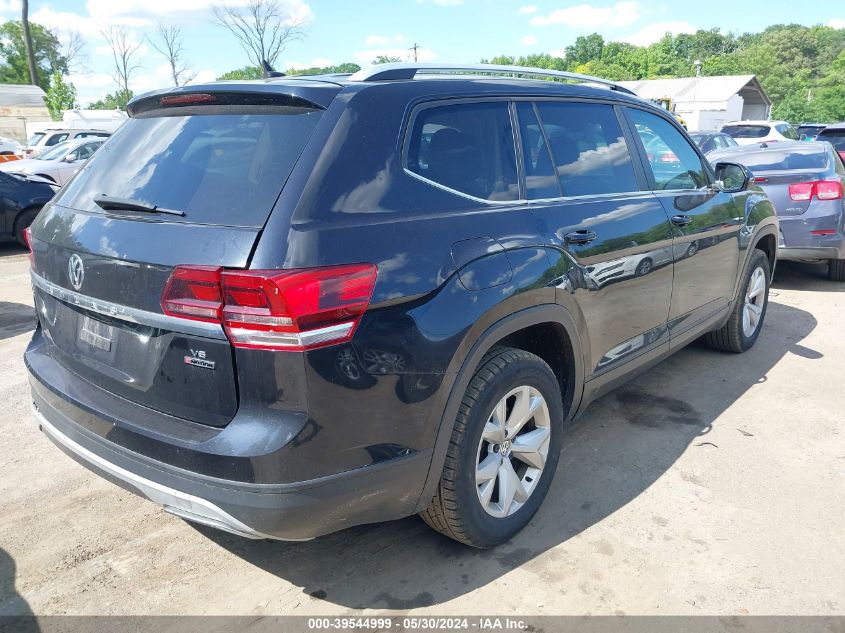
[714,162,751,193]
[63,153,78,163]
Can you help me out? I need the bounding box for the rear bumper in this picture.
[31,389,431,540]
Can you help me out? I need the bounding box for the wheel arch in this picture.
[414,304,585,512]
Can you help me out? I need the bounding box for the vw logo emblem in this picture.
[68,254,84,291]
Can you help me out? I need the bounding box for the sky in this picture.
[1,0,844,106]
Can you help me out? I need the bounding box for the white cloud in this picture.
[521,35,538,46]
[530,1,641,28]
[365,34,406,46]
[84,0,313,24]
[828,18,845,29]
[549,48,568,58]
[622,21,696,46]
[190,69,218,84]
[518,4,538,13]
[353,47,437,64]
[0,0,21,13]
[94,41,149,58]
[283,57,335,70]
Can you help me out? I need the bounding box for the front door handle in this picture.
[671,214,692,226]
[564,229,597,245]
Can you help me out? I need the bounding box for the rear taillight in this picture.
[788,180,844,202]
[23,226,33,264]
[161,264,378,351]
[161,266,223,322]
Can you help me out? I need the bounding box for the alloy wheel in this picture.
[475,386,551,518]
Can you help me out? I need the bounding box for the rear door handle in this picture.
[564,230,597,245]
[671,215,692,226]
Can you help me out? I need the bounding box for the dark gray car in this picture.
[709,141,845,280]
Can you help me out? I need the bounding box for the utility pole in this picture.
[22,0,39,86]
[409,43,420,62]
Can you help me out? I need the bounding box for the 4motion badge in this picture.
[184,349,215,370]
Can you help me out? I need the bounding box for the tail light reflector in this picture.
[161,264,378,351]
[811,229,837,236]
[789,180,843,201]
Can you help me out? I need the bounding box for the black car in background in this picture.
[25,63,779,548]
[796,123,832,141]
[688,131,738,155]
[0,171,57,245]
[816,123,845,164]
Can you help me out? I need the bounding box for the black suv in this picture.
[25,64,778,548]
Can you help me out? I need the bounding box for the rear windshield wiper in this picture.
[93,194,185,217]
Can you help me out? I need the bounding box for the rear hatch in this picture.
[29,87,333,427]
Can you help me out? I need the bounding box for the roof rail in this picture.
[348,63,636,95]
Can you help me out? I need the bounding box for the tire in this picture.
[13,207,40,247]
[635,257,653,277]
[420,347,564,548]
[704,249,770,353]
[829,259,845,282]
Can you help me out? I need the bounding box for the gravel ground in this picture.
[0,241,842,616]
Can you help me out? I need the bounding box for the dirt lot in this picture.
[0,241,843,617]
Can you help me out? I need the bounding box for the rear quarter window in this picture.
[406,101,519,201]
[54,106,323,228]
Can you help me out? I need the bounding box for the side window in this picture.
[783,125,799,140]
[534,101,638,197]
[75,143,98,160]
[712,136,725,150]
[628,109,709,190]
[515,102,560,199]
[46,133,68,147]
[407,101,518,201]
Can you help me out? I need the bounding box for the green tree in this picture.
[0,20,68,91]
[88,89,134,111]
[44,72,78,120]
[286,62,361,76]
[217,65,263,80]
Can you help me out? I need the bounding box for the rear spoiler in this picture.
[128,90,327,117]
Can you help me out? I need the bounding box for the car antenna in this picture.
[261,59,285,78]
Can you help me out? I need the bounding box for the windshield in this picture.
[26,132,45,146]
[734,149,828,172]
[818,131,845,151]
[688,134,705,144]
[37,141,74,161]
[56,106,323,228]
[722,125,770,139]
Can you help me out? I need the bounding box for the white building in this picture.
[617,75,772,132]
[0,84,52,143]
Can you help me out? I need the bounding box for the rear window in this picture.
[722,125,770,139]
[55,107,322,227]
[27,132,44,146]
[734,149,828,172]
[818,131,845,151]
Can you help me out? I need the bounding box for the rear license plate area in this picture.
[78,314,115,353]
